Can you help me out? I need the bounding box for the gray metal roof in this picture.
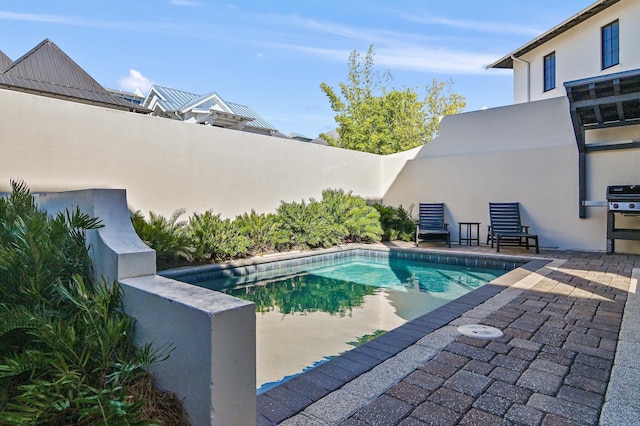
[487,0,621,69]
[143,84,201,112]
[144,83,277,131]
[0,39,149,112]
[226,101,277,131]
[0,50,12,71]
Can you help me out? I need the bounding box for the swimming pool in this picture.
[163,248,518,393]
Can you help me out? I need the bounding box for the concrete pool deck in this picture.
[256,243,639,425]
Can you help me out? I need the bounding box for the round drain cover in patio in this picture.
[457,324,503,339]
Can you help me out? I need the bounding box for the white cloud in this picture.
[118,69,153,93]
[170,0,201,6]
[398,13,542,37]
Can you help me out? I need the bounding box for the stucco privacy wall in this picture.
[0,89,384,218]
[513,0,640,104]
[33,189,256,426]
[382,96,640,253]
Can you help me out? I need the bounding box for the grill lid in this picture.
[607,185,640,200]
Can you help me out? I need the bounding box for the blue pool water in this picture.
[172,253,506,393]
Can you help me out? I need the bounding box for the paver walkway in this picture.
[257,245,640,425]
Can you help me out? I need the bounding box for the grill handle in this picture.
[582,200,607,207]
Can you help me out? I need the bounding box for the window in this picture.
[602,20,619,69]
[544,52,556,92]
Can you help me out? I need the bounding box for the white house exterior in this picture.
[142,84,279,136]
[488,0,640,104]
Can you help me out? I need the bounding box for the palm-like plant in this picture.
[186,210,251,262]
[0,181,186,425]
[131,209,194,269]
[234,210,289,254]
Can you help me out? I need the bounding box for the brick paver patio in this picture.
[257,244,639,425]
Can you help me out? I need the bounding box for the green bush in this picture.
[0,181,182,425]
[131,208,194,268]
[234,210,289,254]
[133,188,385,268]
[186,210,251,262]
[276,199,345,249]
[373,203,416,241]
[319,189,382,243]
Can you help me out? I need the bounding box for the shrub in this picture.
[0,181,187,425]
[186,210,251,262]
[276,199,345,249]
[132,188,384,267]
[234,210,289,254]
[373,203,416,241]
[131,209,194,268]
[319,189,382,243]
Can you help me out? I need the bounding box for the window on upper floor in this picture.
[602,20,619,69]
[544,52,556,92]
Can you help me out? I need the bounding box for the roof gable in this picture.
[179,91,231,114]
[0,50,12,71]
[0,39,148,112]
[143,84,201,112]
[3,39,105,92]
[143,84,277,131]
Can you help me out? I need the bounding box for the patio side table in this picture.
[458,222,480,246]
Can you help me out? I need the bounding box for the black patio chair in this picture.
[416,203,450,248]
[488,202,539,254]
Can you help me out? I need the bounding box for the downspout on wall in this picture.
[511,55,531,102]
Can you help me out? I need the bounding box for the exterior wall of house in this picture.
[0,89,384,219]
[514,0,640,103]
[381,96,640,253]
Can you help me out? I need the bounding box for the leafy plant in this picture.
[320,45,466,154]
[132,188,384,268]
[319,189,382,243]
[0,180,187,424]
[234,210,289,254]
[373,203,416,241]
[276,199,344,249]
[186,210,251,262]
[131,209,194,268]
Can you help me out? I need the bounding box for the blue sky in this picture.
[0,1,595,138]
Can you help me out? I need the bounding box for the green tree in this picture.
[320,45,466,154]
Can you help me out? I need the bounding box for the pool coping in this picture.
[241,246,553,425]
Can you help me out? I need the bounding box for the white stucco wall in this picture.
[1,86,639,253]
[0,90,382,218]
[514,0,640,103]
[382,96,640,253]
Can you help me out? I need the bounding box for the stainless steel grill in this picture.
[606,185,640,253]
[607,185,640,212]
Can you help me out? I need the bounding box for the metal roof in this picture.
[0,50,12,71]
[143,84,201,112]
[179,92,227,114]
[226,101,277,131]
[0,39,149,112]
[144,84,277,131]
[487,0,621,69]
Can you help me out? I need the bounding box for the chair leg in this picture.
[496,235,501,252]
[447,234,451,248]
[534,236,539,254]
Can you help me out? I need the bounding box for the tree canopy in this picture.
[320,45,466,155]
